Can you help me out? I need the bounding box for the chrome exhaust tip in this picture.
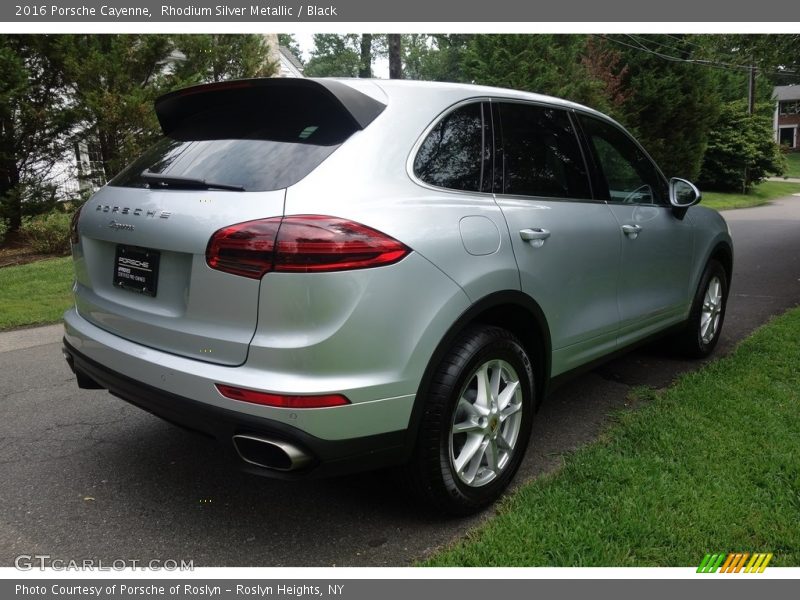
[232,434,313,472]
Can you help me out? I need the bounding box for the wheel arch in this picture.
[708,241,733,291]
[403,290,551,459]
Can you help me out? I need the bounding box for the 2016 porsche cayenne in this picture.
[63,78,732,514]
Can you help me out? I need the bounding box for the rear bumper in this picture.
[63,339,408,479]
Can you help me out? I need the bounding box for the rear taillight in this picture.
[69,204,84,245]
[215,384,350,409]
[206,215,410,279]
[206,218,281,279]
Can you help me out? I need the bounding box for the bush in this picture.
[699,100,787,192]
[21,211,72,255]
[0,219,7,246]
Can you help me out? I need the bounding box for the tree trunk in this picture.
[0,116,22,232]
[359,34,373,78]
[388,34,402,79]
[97,128,120,182]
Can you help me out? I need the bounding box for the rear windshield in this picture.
[110,137,341,192]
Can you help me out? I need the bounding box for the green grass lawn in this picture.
[0,257,74,331]
[701,180,800,211]
[783,152,800,179]
[425,307,800,567]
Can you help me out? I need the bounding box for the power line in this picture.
[615,34,750,72]
[596,34,800,80]
[659,33,800,72]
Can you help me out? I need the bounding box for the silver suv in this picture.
[63,78,732,514]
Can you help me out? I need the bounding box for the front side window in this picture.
[579,115,667,205]
[413,102,490,193]
[497,102,591,200]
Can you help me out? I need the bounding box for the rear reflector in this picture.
[206,215,410,279]
[215,384,350,409]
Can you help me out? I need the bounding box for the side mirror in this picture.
[669,178,701,219]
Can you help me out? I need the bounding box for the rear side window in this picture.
[110,137,339,192]
[498,103,591,200]
[413,102,491,193]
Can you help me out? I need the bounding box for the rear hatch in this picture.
[72,78,386,366]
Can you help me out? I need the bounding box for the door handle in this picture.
[622,224,642,239]
[519,228,551,242]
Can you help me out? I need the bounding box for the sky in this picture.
[291,32,390,78]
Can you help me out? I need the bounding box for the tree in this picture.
[699,100,785,192]
[462,35,609,109]
[580,37,630,112]
[56,35,176,181]
[388,34,402,79]
[700,34,800,87]
[359,34,373,78]
[0,36,75,232]
[58,34,276,182]
[172,34,276,84]
[608,35,721,180]
[401,35,473,82]
[303,34,360,77]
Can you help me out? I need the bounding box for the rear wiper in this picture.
[141,170,245,192]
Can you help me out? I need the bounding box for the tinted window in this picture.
[498,103,590,199]
[413,102,490,192]
[579,115,667,205]
[110,137,340,192]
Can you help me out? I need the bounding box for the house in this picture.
[276,46,304,78]
[261,34,304,78]
[774,85,800,151]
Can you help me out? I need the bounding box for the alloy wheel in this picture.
[449,359,524,488]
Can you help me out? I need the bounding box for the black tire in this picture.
[404,326,535,515]
[675,259,728,359]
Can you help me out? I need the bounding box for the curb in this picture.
[0,323,63,354]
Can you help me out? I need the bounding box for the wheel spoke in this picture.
[500,400,522,421]
[452,419,482,434]
[489,362,502,410]
[485,439,499,473]
[475,364,491,410]
[496,433,513,451]
[461,438,489,484]
[700,316,711,339]
[453,434,483,474]
[457,397,479,418]
[497,380,519,411]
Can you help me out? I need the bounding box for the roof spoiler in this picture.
[154,78,387,143]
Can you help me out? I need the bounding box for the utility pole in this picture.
[744,62,756,193]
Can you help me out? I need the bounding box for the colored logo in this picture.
[697,553,773,573]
